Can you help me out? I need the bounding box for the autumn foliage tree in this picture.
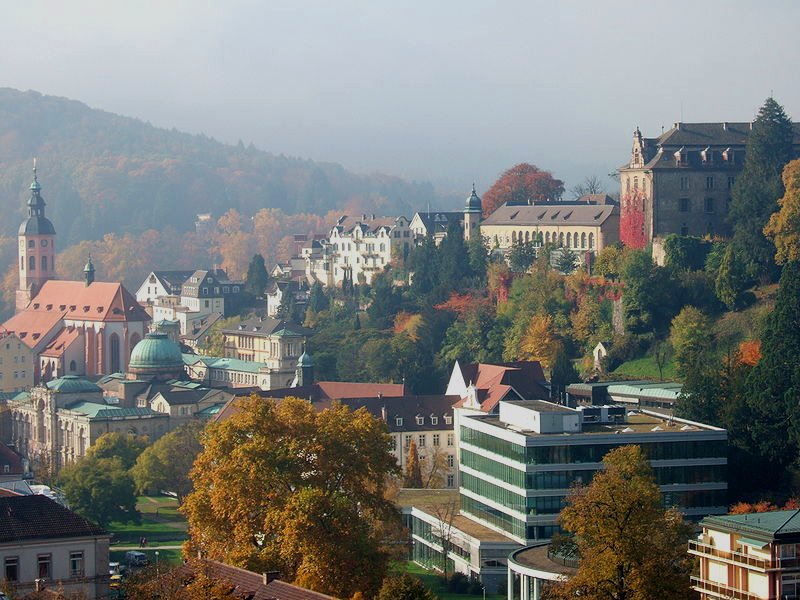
[547,445,693,600]
[403,439,423,488]
[182,396,398,599]
[765,159,800,265]
[482,163,564,216]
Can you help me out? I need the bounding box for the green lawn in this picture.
[391,562,505,600]
[612,355,677,381]
[110,548,183,567]
[108,495,188,553]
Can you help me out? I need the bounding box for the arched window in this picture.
[69,360,76,372]
[634,177,639,190]
[511,231,517,243]
[545,232,550,244]
[566,233,572,248]
[28,240,34,249]
[588,233,595,249]
[110,333,121,373]
[28,256,35,271]
[130,333,141,355]
[20,257,24,271]
[41,256,47,271]
[558,233,564,247]
[581,233,587,248]
[538,232,544,243]
[525,231,530,242]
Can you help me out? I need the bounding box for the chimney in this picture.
[263,571,279,584]
[381,405,387,422]
[362,213,367,221]
[372,213,376,220]
[674,122,681,130]
[722,122,728,131]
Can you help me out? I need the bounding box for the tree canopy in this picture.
[182,395,398,599]
[729,97,795,282]
[244,253,269,297]
[547,445,693,600]
[765,159,800,265]
[481,163,564,216]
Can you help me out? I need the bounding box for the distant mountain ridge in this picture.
[0,88,434,244]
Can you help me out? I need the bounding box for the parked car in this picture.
[124,551,149,567]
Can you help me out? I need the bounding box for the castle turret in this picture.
[17,160,56,311]
[293,350,314,388]
[463,183,482,241]
[83,256,95,287]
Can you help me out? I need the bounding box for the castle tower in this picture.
[463,183,482,241]
[17,161,56,311]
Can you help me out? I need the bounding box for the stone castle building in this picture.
[618,121,800,249]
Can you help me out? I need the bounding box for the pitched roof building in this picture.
[618,121,800,251]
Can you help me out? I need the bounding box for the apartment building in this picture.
[690,509,800,599]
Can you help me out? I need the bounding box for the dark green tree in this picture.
[550,346,580,403]
[307,281,330,313]
[663,235,712,272]
[58,456,139,527]
[408,236,439,299]
[367,272,403,329]
[244,253,269,297]
[620,250,680,334]
[715,244,749,310]
[467,232,489,281]
[556,247,578,274]
[729,97,795,282]
[438,220,470,289]
[377,574,437,600]
[743,260,800,467]
[507,239,537,273]
[87,432,148,470]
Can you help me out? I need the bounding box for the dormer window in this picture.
[416,416,424,426]
[444,415,452,425]
[431,416,438,426]
[395,417,403,427]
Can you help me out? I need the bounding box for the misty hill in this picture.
[0,88,434,244]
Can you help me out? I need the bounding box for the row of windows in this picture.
[0,370,27,381]
[26,239,51,248]
[0,355,29,365]
[21,255,54,272]
[460,495,526,539]
[401,433,455,451]
[396,415,453,427]
[510,230,595,250]
[4,551,84,581]
[678,197,731,213]
[679,176,735,191]
[460,426,727,464]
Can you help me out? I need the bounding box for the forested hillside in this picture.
[0,88,434,243]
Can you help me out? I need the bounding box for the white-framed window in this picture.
[447,433,454,446]
[415,416,424,426]
[5,557,18,582]
[446,474,455,488]
[447,454,455,468]
[69,551,84,578]
[395,417,403,427]
[444,415,452,425]
[418,435,426,448]
[432,434,440,447]
[431,416,438,425]
[404,435,412,449]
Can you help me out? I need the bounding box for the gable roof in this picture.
[223,317,312,338]
[174,559,336,600]
[481,203,618,227]
[4,281,150,349]
[334,395,458,432]
[412,211,465,234]
[40,326,82,358]
[151,270,195,294]
[454,361,548,412]
[0,495,106,542]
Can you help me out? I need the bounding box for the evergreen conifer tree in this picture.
[550,346,579,403]
[729,97,794,282]
[743,260,800,466]
[244,253,269,297]
[403,440,423,488]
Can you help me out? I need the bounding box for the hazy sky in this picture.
[1,1,799,197]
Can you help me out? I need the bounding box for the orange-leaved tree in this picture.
[482,163,564,216]
[182,396,398,599]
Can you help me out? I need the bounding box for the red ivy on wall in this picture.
[620,191,647,249]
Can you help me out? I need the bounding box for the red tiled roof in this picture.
[0,445,25,477]
[4,280,149,349]
[174,560,336,600]
[40,326,81,358]
[457,361,548,412]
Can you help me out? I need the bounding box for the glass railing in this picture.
[690,576,762,600]
[688,540,768,570]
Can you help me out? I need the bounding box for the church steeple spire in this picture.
[27,158,46,218]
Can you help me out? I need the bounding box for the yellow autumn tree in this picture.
[517,313,561,368]
[182,396,398,599]
[765,159,800,264]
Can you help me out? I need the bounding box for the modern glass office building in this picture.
[459,400,728,545]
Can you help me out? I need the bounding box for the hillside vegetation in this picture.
[0,88,434,244]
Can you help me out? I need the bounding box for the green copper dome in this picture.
[129,333,184,371]
[465,184,482,212]
[46,376,102,394]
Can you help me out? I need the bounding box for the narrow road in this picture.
[112,545,183,550]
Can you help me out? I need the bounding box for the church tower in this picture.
[17,161,56,312]
[463,183,482,241]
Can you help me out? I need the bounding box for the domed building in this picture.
[126,332,185,381]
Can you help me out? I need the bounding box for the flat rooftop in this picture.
[505,400,576,413]
[511,543,578,577]
[479,411,721,437]
[396,489,516,544]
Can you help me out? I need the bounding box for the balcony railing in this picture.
[688,540,768,570]
[689,540,800,573]
[690,576,763,600]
